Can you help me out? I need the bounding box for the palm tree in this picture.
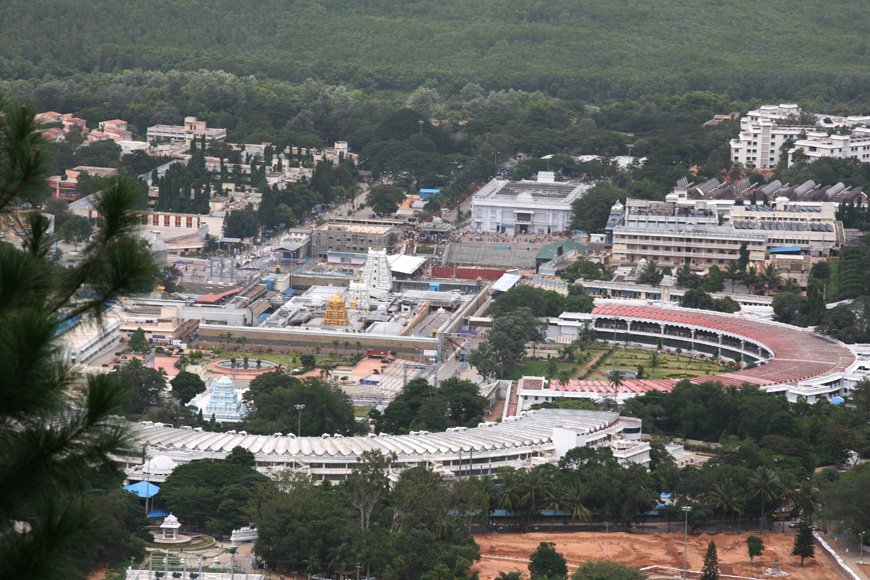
[557,369,572,390]
[762,264,783,295]
[606,369,625,390]
[560,481,592,524]
[676,264,698,288]
[514,467,552,529]
[708,479,745,531]
[725,262,742,292]
[744,266,763,295]
[749,466,782,532]
[783,277,799,292]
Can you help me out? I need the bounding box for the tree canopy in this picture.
[0,95,157,579]
[379,377,488,434]
[242,371,363,436]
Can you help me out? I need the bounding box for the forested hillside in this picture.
[2,0,869,102]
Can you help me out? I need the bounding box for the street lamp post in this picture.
[294,404,305,436]
[860,530,866,565]
[682,506,692,579]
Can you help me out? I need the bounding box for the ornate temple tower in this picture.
[360,248,393,292]
[322,293,350,326]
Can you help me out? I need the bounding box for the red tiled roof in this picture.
[519,305,854,402]
[586,304,854,389]
[195,287,241,304]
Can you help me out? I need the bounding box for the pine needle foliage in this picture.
[0,95,157,578]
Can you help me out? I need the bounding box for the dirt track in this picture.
[473,531,842,579]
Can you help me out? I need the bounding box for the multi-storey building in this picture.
[730,104,870,168]
[612,225,767,268]
[146,116,227,143]
[610,195,844,267]
[790,129,870,166]
[312,219,403,258]
[471,172,590,234]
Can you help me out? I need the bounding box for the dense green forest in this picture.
[1,0,869,104]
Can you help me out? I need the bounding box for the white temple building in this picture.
[186,376,249,423]
[360,248,393,291]
[347,248,394,310]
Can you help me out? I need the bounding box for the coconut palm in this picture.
[514,467,552,529]
[557,369,572,390]
[725,261,743,292]
[708,479,746,531]
[560,481,592,524]
[762,264,783,295]
[606,369,625,390]
[744,266,764,295]
[748,466,782,532]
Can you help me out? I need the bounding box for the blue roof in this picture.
[147,508,170,519]
[123,481,160,498]
[419,188,442,194]
[769,246,802,254]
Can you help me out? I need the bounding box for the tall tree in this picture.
[343,450,391,531]
[700,540,719,580]
[0,96,157,579]
[724,262,743,292]
[528,541,567,580]
[736,243,750,272]
[791,518,815,566]
[169,370,206,403]
[748,467,782,532]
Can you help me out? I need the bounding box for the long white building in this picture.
[471,172,590,234]
[123,409,650,483]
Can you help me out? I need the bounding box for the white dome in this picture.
[144,455,177,474]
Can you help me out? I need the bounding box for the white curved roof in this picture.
[132,409,618,462]
[144,455,177,474]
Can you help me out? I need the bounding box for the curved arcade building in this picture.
[515,303,858,412]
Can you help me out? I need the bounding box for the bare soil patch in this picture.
[473,531,841,579]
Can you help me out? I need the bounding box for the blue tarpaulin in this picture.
[769,246,802,254]
[123,481,160,498]
[146,508,170,519]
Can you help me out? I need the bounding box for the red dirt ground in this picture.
[473,531,842,579]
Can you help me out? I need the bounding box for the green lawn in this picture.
[213,350,358,370]
[595,348,728,380]
[507,345,731,381]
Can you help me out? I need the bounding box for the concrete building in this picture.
[312,219,402,258]
[47,166,119,200]
[147,116,227,143]
[730,104,806,168]
[726,200,844,254]
[790,130,870,166]
[610,196,843,267]
[611,199,767,268]
[61,318,122,365]
[730,104,870,169]
[471,172,591,233]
